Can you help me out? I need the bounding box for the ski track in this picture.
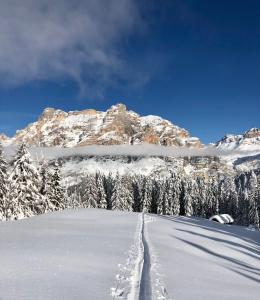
[111,213,144,300]
[111,213,171,300]
[139,214,152,300]
[144,215,172,300]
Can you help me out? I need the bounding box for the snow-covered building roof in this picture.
[209,214,234,224]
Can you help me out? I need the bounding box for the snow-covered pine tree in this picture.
[237,173,250,225]
[168,172,181,215]
[183,178,193,216]
[132,175,142,212]
[210,177,220,215]
[8,143,45,219]
[103,172,114,210]
[82,174,98,208]
[228,179,239,219]
[202,177,221,218]
[248,197,260,229]
[194,177,207,217]
[141,176,152,213]
[95,172,107,209]
[157,180,165,215]
[0,145,8,220]
[67,189,81,209]
[248,171,259,229]
[39,160,56,212]
[111,173,133,211]
[47,162,67,211]
[150,179,161,214]
[164,177,173,215]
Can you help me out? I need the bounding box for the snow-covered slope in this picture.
[216,128,260,170]
[4,104,201,148]
[1,209,259,300]
[146,215,260,300]
[216,128,260,151]
[0,209,140,300]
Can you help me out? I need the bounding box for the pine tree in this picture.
[157,180,165,215]
[164,177,173,215]
[111,173,133,211]
[183,178,193,216]
[170,172,181,215]
[8,143,44,219]
[0,145,8,220]
[141,176,152,213]
[96,172,107,209]
[248,171,259,229]
[103,172,114,210]
[47,162,67,211]
[39,161,56,212]
[67,189,81,209]
[132,175,142,212]
[150,179,160,214]
[248,197,260,229]
[82,174,98,208]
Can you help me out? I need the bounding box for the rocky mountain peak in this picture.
[216,127,260,151]
[38,107,66,122]
[108,103,127,114]
[5,103,202,148]
[243,128,260,139]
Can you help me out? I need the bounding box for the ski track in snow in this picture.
[144,215,172,300]
[139,214,152,300]
[111,213,171,300]
[111,213,144,300]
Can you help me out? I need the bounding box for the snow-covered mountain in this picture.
[216,128,260,151]
[215,128,260,171]
[0,104,259,173]
[1,103,201,148]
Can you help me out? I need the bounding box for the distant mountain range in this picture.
[0,104,259,175]
[1,103,259,150]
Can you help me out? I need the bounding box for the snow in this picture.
[146,215,260,300]
[0,210,259,299]
[0,209,139,300]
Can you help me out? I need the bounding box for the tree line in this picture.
[0,144,259,229]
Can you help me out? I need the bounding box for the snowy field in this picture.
[0,209,259,300]
[147,215,260,300]
[0,209,140,300]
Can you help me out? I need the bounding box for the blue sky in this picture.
[0,0,259,144]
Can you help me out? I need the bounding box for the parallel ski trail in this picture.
[139,214,152,300]
[113,213,154,300]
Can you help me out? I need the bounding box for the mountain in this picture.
[214,128,260,171]
[2,104,201,148]
[0,104,259,174]
[216,128,260,151]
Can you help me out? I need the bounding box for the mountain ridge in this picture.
[0,104,259,155]
[0,103,202,148]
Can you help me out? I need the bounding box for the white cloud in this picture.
[0,0,142,95]
[24,144,259,160]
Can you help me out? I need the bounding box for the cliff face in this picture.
[7,103,202,148]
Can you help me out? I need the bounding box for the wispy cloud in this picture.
[20,144,260,160]
[0,0,143,97]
